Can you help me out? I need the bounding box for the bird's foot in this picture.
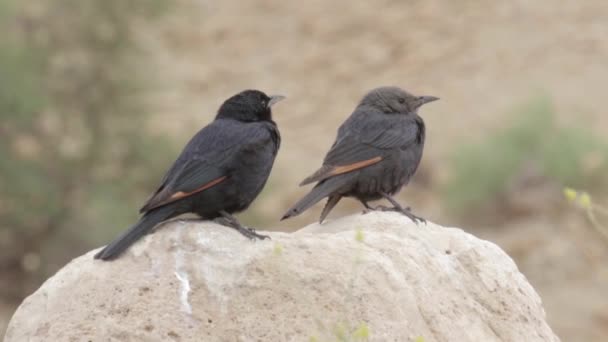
[363,207,411,214]
[362,204,394,214]
[235,225,270,241]
[369,205,425,224]
[215,215,270,240]
[375,193,425,224]
[372,204,392,211]
[214,217,231,226]
[400,210,426,225]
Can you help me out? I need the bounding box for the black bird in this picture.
[95,90,284,260]
[281,86,437,223]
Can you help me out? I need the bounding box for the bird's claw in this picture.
[400,210,426,225]
[366,205,426,225]
[408,214,426,224]
[239,226,270,241]
[215,216,270,240]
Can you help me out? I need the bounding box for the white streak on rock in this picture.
[173,223,192,315]
[174,270,192,315]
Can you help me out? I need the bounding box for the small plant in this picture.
[563,187,608,243]
[351,323,370,340]
[444,96,608,214]
[309,321,370,342]
[273,242,284,256]
[355,229,365,243]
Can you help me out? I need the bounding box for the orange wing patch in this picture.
[300,156,383,186]
[168,176,227,201]
[146,176,227,211]
[327,156,382,177]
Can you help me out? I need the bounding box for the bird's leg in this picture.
[213,216,232,226]
[377,205,412,211]
[361,199,396,212]
[360,199,375,214]
[379,193,426,224]
[361,199,410,215]
[218,211,270,240]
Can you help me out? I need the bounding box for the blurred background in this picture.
[1,0,607,340]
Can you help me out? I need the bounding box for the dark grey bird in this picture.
[281,86,437,223]
[95,90,284,260]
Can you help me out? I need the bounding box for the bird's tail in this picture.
[94,206,175,261]
[281,176,350,221]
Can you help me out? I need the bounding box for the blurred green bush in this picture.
[444,96,608,215]
[0,0,173,303]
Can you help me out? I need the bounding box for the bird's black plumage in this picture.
[95,90,284,260]
[281,86,438,223]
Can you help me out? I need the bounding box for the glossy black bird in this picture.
[95,90,284,260]
[281,86,437,223]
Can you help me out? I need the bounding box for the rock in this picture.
[4,212,559,342]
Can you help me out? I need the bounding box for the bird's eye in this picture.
[398,98,405,104]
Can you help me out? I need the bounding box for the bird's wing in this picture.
[139,158,228,213]
[300,117,419,186]
[140,120,274,213]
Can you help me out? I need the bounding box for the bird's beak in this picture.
[268,95,286,108]
[419,96,440,105]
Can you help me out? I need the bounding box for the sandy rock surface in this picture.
[4,212,559,341]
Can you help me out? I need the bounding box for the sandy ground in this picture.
[3,0,608,340]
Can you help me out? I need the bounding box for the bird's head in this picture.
[359,86,439,115]
[216,90,285,122]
